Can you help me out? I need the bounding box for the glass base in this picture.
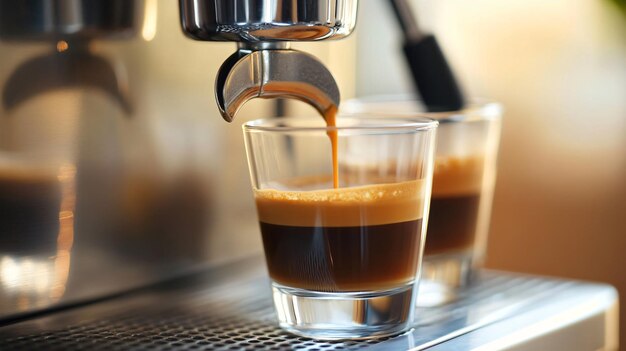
[271,282,416,340]
[417,252,473,307]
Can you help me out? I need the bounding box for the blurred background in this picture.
[0,0,624,345]
[353,0,626,344]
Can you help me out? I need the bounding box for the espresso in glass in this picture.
[0,169,65,253]
[342,97,502,297]
[244,116,437,339]
[425,155,484,255]
[255,179,426,292]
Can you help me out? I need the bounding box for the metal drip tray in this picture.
[0,256,617,350]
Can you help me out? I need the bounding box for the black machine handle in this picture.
[388,0,465,112]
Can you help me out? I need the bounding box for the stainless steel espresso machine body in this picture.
[0,0,152,319]
[0,0,141,113]
[0,0,359,321]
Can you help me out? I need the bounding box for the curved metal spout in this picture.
[215,48,340,122]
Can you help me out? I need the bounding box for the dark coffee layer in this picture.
[260,219,422,292]
[424,155,485,255]
[0,171,62,253]
[425,194,480,255]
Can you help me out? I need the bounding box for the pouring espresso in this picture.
[179,0,357,189]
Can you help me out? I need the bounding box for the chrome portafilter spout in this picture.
[179,0,359,122]
[215,42,340,122]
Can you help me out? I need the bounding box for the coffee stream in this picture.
[324,106,339,189]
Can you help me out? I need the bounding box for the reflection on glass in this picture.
[0,163,75,312]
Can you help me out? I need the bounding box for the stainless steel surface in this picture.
[0,0,349,326]
[180,0,355,122]
[0,0,146,111]
[426,288,618,351]
[216,45,340,122]
[0,3,221,321]
[179,0,358,42]
[0,256,617,350]
[0,0,143,41]
[2,43,132,112]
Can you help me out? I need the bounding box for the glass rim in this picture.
[341,94,502,123]
[243,116,438,133]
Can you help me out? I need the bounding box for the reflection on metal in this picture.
[216,44,340,122]
[0,0,149,114]
[179,0,358,42]
[2,44,133,114]
[0,0,143,42]
[179,0,357,123]
[141,0,158,42]
[0,164,75,312]
[51,164,75,301]
[55,40,69,52]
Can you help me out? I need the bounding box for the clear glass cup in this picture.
[343,96,502,305]
[243,116,438,339]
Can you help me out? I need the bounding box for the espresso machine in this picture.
[0,1,618,350]
[179,0,355,122]
[0,0,354,322]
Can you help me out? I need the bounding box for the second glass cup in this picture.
[243,116,437,339]
[344,96,502,305]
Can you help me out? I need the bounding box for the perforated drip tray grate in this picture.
[0,256,579,350]
[1,295,383,351]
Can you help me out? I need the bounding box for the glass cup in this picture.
[243,116,437,339]
[0,116,77,312]
[343,96,502,305]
